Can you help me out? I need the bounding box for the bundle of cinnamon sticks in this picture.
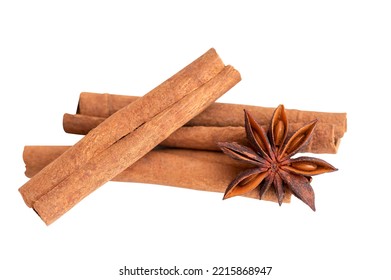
[20,48,347,225]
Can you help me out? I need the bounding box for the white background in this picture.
[1,1,390,279]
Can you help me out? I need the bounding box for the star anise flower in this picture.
[218,105,337,211]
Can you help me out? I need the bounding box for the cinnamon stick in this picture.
[161,124,339,154]
[23,146,291,203]
[20,48,224,208]
[21,61,241,225]
[76,92,347,138]
[63,114,341,154]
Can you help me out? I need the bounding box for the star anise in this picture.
[218,105,337,211]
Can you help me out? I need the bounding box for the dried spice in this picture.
[19,49,241,225]
[218,105,337,210]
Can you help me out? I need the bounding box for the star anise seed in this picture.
[218,105,337,211]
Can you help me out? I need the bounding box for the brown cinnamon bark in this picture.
[23,146,291,203]
[76,92,347,138]
[21,62,241,225]
[20,48,224,208]
[161,124,339,154]
[77,93,139,117]
[63,114,340,153]
[19,49,242,225]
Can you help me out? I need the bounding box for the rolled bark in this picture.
[23,146,291,203]
[20,48,224,208]
[76,92,347,138]
[26,65,241,225]
[63,114,340,154]
[19,49,242,225]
